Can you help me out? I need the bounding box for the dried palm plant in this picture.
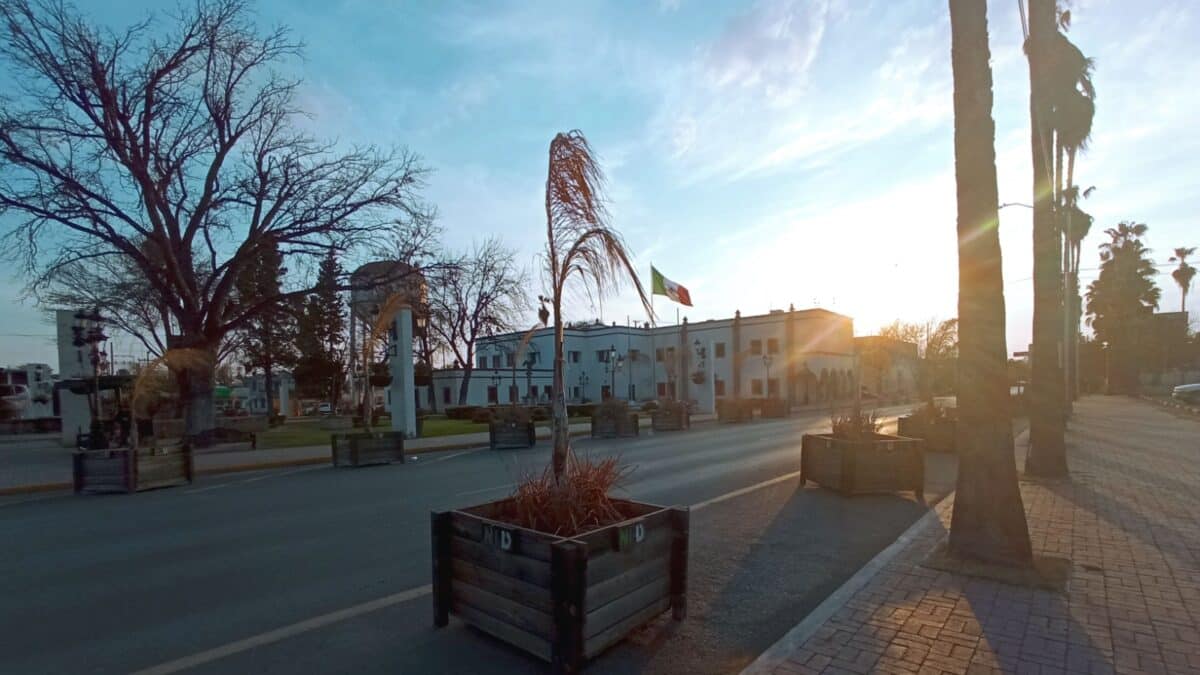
[542,130,653,482]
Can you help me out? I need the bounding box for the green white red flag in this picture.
[651,266,692,306]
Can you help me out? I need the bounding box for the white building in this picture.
[428,306,860,414]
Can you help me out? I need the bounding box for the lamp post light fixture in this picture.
[577,371,590,402]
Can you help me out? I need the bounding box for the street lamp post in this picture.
[607,345,618,400]
[762,353,774,398]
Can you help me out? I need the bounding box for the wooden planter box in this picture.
[896,416,957,453]
[716,399,753,423]
[489,419,536,449]
[432,499,688,672]
[331,431,406,467]
[73,447,194,494]
[759,398,789,419]
[800,433,924,499]
[651,403,689,432]
[590,412,639,439]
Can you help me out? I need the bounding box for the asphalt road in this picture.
[0,404,954,675]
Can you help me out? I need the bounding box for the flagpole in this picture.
[650,263,656,401]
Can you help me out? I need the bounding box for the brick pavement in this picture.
[752,397,1200,675]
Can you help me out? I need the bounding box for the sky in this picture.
[1,0,1197,368]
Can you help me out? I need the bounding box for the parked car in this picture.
[318,402,334,415]
[1172,383,1200,404]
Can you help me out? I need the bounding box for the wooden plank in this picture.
[452,578,553,637]
[585,555,669,610]
[451,599,552,662]
[551,539,586,673]
[576,508,671,557]
[583,597,670,659]
[585,575,670,639]
[585,530,671,584]
[449,512,554,562]
[450,536,553,588]
[451,558,552,613]
[432,511,452,627]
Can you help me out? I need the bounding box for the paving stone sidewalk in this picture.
[750,396,1200,675]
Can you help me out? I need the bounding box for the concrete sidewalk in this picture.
[744,396,1200,675]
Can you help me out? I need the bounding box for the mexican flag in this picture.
[651,266,693,306]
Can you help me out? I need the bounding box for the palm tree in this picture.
[542,130,653,481]
[946,0,1033,567]
[1025,0,1068,478]
[1169,247,1197,313]
[1086,221,1161,393]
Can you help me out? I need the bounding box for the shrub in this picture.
[830,409,880,440]
[530,406,550,421]
[567,403,595,418]
[446,406,480,420]
[268,414,287,427]
[470,408,494,424]
[493,451,635,537]
[640,400,659,413]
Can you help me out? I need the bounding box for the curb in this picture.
[1139,394,1200,417]
[740,427,1030,675]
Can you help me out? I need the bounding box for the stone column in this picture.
[389,307,418,437]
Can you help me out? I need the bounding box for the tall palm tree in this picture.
[946,0,1034,567]
[1048,16,1095,404]
[542,130,653,481]
[1169,247,1197,313]
[1086,222,1161,393]
[1025,0,1068,478]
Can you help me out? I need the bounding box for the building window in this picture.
[505,353,515,368]
[543,385,553,398]
[568,351,581,363]
[628,349,640,361]
[572,386,581,400]
[767,338,780,355]
[442,387,451,404]
[528,386,538,400]
[767,378,780,397]
[751,379,764,396]
[601,384,611,400]
[714,342,726,358]
[596,350,610,363]
[491,354,501,369]
[657,382,667,397]
[508,385,518,403]
[655,348,664,362]
[750,339,762,355]
[487,386,498,404]
[714,378,725,396]
[477,356,487,368]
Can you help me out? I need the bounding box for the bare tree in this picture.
[0,0,429,435]
[427,238,529,406]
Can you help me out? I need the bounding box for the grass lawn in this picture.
[256,415,589,449]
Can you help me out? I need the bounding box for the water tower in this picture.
[348,261,427,437]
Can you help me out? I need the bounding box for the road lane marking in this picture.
[454,481,515,497]
[690,470,804,511]
[414,447,484,464]
[128,584,433,675]
[182,465,323,494]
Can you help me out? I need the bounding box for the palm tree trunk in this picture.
[1025,0,1068,478]
[551,296,568,481]
[946,0,1034,567]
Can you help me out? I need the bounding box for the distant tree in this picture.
[946,0,1033,567]
[542,131,652,481]
[1086,221,1161,393]
[293,253,346,407]
[428,238,528,406]
[1169,247,1196,313]
[234,239,296,416]
[879,318,958,398]
[0,0,429,437]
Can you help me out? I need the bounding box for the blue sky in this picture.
[2,0,1197,367]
